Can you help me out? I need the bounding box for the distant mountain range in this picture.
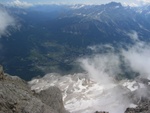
[1,2,150,80]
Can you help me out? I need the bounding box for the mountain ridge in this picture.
[1,2,150,80]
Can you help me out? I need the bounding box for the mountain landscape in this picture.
[1,2,150,80]
[1,1,150,113]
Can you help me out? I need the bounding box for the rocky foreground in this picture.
[0,65,68,113]
[0,65,150,113]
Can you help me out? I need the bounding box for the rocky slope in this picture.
[1,64,150,113]
[125,99,150,113]
[0,65,68,113]
[95,98,150,113]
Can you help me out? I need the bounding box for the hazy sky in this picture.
[0,0,150,6]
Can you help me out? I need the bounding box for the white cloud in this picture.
[8,0,33,8]
[79,53,121,84]
[138,0,150,5]
[122,41,150,78]
[127,30,139,41]
[123,0,150,7]
[81,30,150,80]
[0,9,16,37]
[123,2,139,7]
[29,30,150,113]
[2,0,150,6]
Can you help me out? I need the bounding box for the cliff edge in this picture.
[0,65,68,113]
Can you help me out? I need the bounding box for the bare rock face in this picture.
[0,65,4,80]
[38,87,69,113]
[125,100,150,113]
[95,111,109,113]
[0,66,68,113]
[0,75,55,113]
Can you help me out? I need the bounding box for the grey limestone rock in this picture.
[125,100,150,113]
[38,86,68,113]
[0,65,4,80]
[0,66,68,113]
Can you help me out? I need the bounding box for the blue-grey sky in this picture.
[0,0,150,6]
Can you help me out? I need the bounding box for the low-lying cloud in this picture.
[138,0,150,5]
[0,8,16,37]
[122,41,150,78]
[123,0,150,7]
[78,52,121,84]
[76,30,150,112]
[127,30,139,41]
[7,0,32,8]
[29,30,150,113]
[85,30,150,80]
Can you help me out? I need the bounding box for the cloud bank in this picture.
[138,0,150,5]
[79,52,121,84]
[7,0,33,8]
[86,30,150,79]
[76,30,150,111]
[29,30,150,113]
[1,0,149,6]
[122,40,150,78]
[124,0,150,7]
[0,8,16,37]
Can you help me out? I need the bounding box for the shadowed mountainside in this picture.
[1,2,150,80]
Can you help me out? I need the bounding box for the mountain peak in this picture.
[105,2,122,7]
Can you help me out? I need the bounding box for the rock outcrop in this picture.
[38,87,68,113]
[2,64,150,113]
[0,65,4,80]
[95,111,109,113]
[125,77,150,113]
[125,99,150,113]
[0,65,68,113]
